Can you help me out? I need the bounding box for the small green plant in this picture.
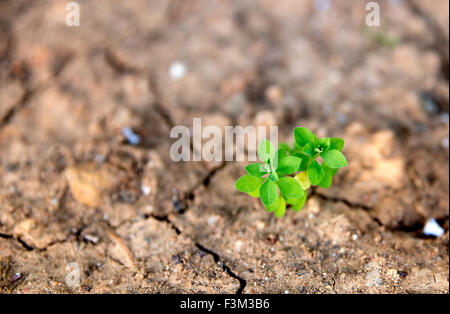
[235,127,348,217]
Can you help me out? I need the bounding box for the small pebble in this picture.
[423,218,445,237]
[169,61,186,80]
[122,127,141,145]
[141,185,151,196]
[94,154,106,163]
[84,234,99,244]
[10,273,21,283]
[397,270,407,278]
[173,199,183,212]
[207,216,219,226]
[352,234,358,241]
[172,255,182,264]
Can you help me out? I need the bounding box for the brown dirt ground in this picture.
[0,0,448,293]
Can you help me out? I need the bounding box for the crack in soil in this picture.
[0,85,35,130]
[104,48,145,76]
[143,213,247,294]
[311,190,372,211]
[179,161,229,214]
[309,189,384,228]
[195,243,247,294]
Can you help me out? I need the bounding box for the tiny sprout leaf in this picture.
[264,195,280,212]
[302,143,315,157]
[294,153,310,171]
[320,149,348,168]
[294,171,311,190]
[245,163,268,177]
[235,174,263,193]
[279,142,292,154]
[247,190,259,197]
[277,148,288,161]
[277,177,304,199]
[268,171,279,182]
[307,160,325,185]
[258,140,276,163]
[294,127,315,147]
[318,166,333,189]
[290,191,307,212]
[319,137,331,151]
[276,156,302,175]
[330,138,344,151]
[274,196,286,218]
[260,179,278,207]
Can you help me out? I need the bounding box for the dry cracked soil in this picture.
[0,0,449,293]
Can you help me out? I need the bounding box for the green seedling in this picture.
[235,127,348,217]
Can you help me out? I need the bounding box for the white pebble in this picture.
[169,62,186,81]
[141,185,151,196]
[352,234,358,241]
[207,215,219,226]
[423,218,444,237]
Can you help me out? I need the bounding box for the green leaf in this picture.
[245,163,268,177]
[269,148,288,172]
[302,143,315,157]
[291,191,307,212]
[277,148,288,161]
[268,171,279,182]
[258,140,276,163]
[293,141,302,152]
[294,171,311,190]
[319,137,330,151]
[247,188,260,197]
[277,177,305,199]
[330,138,344,151]
[320,149,348,168]
[319,166,333,189]
[294,127,314,147]
[260,179,278,206]
[274,196,286,218]
[294,153,310,171]
[307,160,325,185]
[278,142,291,153]
[264,195,280,212]
[235,174,264,193]
[276,156,302,175]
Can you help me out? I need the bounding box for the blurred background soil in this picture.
[0,0,448,293]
